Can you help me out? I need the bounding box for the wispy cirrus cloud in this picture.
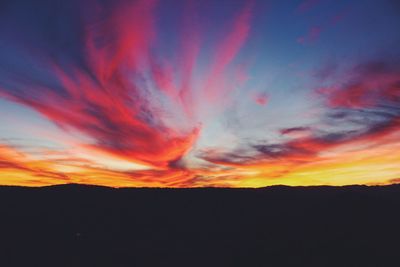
[0,0,399,187]
[0,0,252,170]
[194,56,400,186]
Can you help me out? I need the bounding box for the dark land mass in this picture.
[1,184,400,267]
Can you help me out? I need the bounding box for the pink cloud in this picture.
[253,92,269,106]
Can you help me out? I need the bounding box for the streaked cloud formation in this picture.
[0,0,399,187]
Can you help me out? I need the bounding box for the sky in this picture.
[0,0,399,187]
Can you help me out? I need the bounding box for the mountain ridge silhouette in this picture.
[1,183,399,266]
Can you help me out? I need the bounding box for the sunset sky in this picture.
[0,0,399,187]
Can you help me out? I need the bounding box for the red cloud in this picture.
[0,0,199,168]
[253,92,269,106]
[0,0,253,169]
[318,60,400,108]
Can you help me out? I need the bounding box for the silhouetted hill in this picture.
[1,184,400,267]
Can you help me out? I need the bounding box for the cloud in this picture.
[318,59,400,108]
[252,92,269,106]
[202,3,252,105]
[0,0,254,169]
[389,178,400,184]
[0,144,71,184]
[0,1,398,188]
[1,0,191,168]
[280,127,312,138]
[195,57,400,185]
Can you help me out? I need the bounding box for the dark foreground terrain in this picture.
[1,184,400,267]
